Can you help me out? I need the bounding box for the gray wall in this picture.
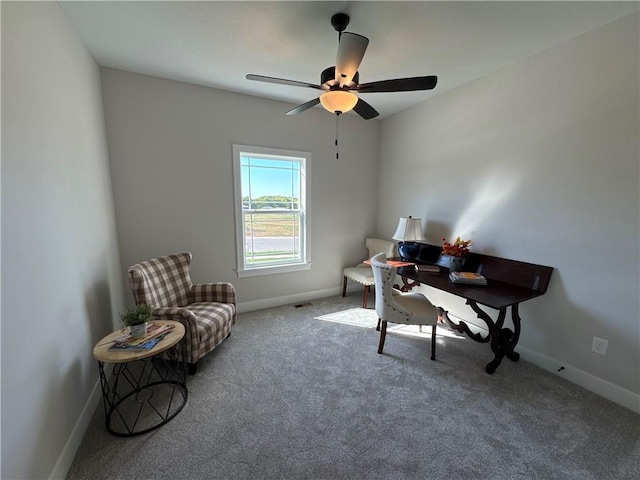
[2,4,638,479]
[377,13,639,402]
[1,2,124,479]
[100,68,380,309]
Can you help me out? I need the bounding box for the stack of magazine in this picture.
[109,322,175,351]
[449,271,487,285]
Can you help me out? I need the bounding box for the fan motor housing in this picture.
[321,67,359,88]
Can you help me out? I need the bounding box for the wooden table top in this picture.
[93,320,185,364]
[397,265,546,310]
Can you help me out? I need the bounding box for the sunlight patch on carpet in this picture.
[315,308,465,340]
[388,323,464,339]
[315,308,379,328]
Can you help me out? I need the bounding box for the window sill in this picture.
[237,262,312,278]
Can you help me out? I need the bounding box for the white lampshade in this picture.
[392,216,425,242]
[319,90,358,114]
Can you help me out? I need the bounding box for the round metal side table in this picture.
[93,320,188,437]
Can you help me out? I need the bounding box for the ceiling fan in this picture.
[246,13,437,120]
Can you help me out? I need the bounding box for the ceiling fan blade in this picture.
[246,74,323,90]
[356,76,438,93]
[353,98,379,120]
[286,98,321,115]
[335,32,369,87]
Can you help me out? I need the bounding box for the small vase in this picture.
[449,256,464,272]
[130,323,148,338]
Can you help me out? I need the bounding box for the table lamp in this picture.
[392,216,425,261]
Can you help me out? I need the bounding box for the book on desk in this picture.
[449,271,487,285]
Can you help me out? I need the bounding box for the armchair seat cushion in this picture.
[343,266,375,286]
[189,302,235,346]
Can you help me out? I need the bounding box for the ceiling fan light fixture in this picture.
[246,13,436,120]
[319,90,358,114]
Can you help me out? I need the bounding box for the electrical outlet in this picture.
[591,336,608,356]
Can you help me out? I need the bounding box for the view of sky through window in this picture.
[241,156,300,205]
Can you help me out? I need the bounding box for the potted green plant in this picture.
[120,303,154,338]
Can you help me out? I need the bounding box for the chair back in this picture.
[365,238,396,259]
[128,253,193,307]
[371,252,414,324]
[369,252,399,318]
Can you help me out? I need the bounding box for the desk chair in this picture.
[370,252,440,360]
[342,238,396,308]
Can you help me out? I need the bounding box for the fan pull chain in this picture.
[335,112,340,160]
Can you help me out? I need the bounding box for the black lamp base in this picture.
[398,242,422,261]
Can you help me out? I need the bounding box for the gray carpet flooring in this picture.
[67,294,639,479]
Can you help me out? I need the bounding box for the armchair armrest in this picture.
[152,307,201,364]
[189,282,237,305]
[152,307,198,328]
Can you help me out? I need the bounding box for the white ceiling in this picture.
[59,1,639,119]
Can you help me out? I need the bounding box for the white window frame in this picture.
[232,144,311,277]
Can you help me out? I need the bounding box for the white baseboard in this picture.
[49,379,102,480]
[517,346,640,414]
[236,286,342,313]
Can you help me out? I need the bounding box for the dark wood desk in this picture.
[394,249,553,374]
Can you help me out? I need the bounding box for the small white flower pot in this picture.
[130,323,148,338]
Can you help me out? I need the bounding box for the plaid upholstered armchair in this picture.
[127,253,236,374]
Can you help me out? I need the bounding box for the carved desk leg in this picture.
[441,301,523,374]
[471,301,522,374]
[505,304,522,363]
[439,306,491,343]
[396,277,420,292]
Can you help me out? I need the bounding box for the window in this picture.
[232,145,311,277]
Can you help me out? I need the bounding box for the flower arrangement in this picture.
[442,237,472,257]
